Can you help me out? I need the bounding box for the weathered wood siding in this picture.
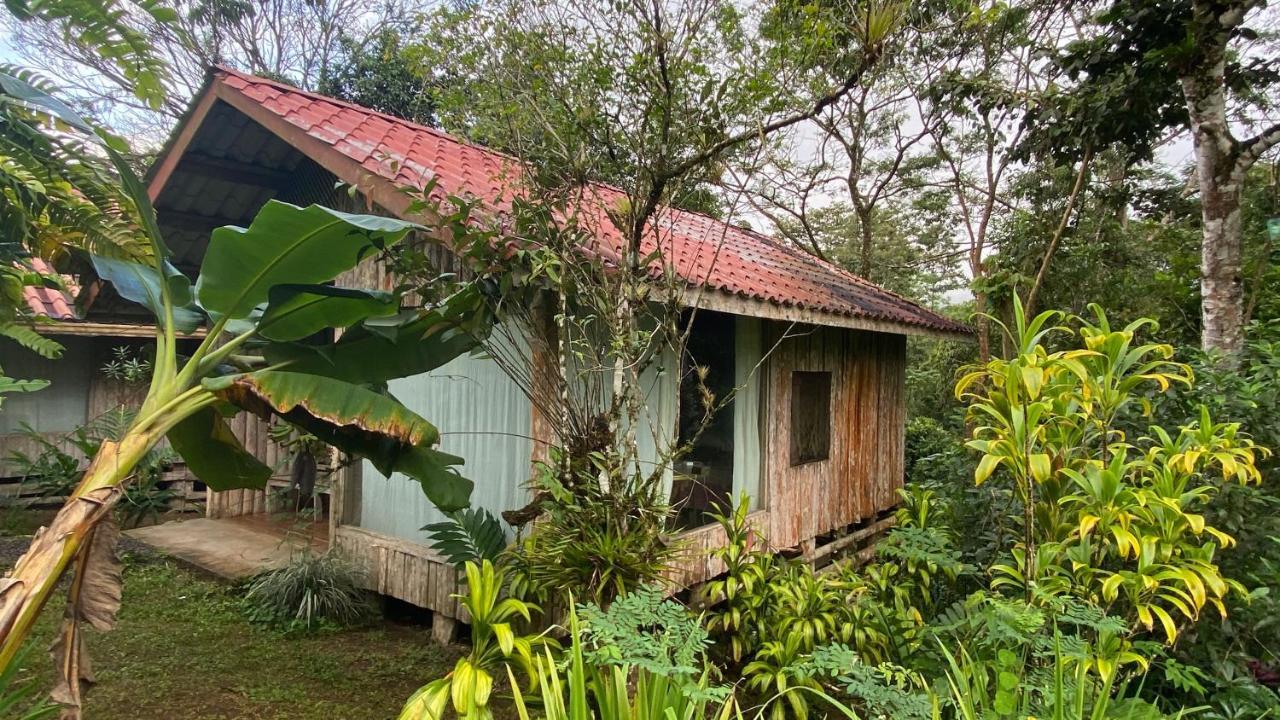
[761,323,905,549]
[204,411,294,518]
[1,338,156,476]
[335,525,465,618]
[0,340,96,476]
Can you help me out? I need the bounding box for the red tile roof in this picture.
[21,258,77,321]
[212,67,968,336]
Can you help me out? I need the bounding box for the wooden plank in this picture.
[805,515,896,564]
[334,525,467,620]
[755,320,906,553]
[693,288,971,340]
[40,322,207,339]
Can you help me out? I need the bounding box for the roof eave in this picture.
[691,289,973,340]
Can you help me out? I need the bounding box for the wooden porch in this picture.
[125,514,328,580]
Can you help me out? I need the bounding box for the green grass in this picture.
[24,558,463,720]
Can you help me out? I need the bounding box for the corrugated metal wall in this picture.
[0,338,94,435]
[356,312,766,542]
[358,340,534,542]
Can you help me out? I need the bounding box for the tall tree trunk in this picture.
[1183,63,1245,357]
[1197,166,1245,356]
[857,205,874,278]
[973,286,991,364]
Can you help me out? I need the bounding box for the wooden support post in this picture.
[432,614,459,645]
[798,537,816,568]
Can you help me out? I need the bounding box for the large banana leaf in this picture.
[396,445,473,512]
[166,407,272,491]
[196,201,420,320]
[256,285,399,342]
[264,284,494,384]
[90,254,202,333]
[205,370,472,510]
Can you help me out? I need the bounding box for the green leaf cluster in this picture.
[960,300,1268,643]
[398,560,552,720]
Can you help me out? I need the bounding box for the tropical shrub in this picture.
[7,410,177,520]
[509,603,737,720]
[5,424,82,498]
[1141,321,1280,718]
[903,420,1006,571]
[905,416,961,481]
[743,631,827,720]
[958,301,1266,643]
[577,586,711,675]
[117,466,178,528]
[243,550,373,632]
[703,497,778,664]
[99,344,152,384]
[701,497,946,717]
[799,644,932,720]
[937,630,1172,720]
[399,560,551,720]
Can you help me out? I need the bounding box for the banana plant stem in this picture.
[0,428,161,671]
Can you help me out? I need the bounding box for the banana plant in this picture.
[0,71,495,703]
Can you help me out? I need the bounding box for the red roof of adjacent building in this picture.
[21,258,77,321]
[208,67,968,336]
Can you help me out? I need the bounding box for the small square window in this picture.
[790,371,831,466]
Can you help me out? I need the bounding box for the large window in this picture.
[671,312,736,528]
[790,370,831,465]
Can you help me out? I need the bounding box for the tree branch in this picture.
[1236,121,1280,175]
[663,49,883,181]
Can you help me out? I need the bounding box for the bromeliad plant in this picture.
[959,300,1268,644]
[0,72,495,705]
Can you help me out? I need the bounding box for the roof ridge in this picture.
[211,64,526,166]
[205,65,969,335]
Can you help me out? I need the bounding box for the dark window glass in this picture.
[672,312,736,528]
[790,371,831,465]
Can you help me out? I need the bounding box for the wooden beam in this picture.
[692,290,972,341]
[156,208,246,231]
[38,321,206,339]
[807,514,896,565]
[175,152,294,188]
[147,90,220,202]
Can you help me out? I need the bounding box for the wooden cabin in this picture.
[14,67,968,630]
